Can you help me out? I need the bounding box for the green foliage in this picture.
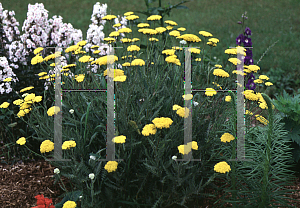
[271,89,300,163]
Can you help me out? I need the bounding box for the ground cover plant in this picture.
[0,1,300,207]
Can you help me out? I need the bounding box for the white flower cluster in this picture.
[48,15,82,48]
[0,3,21,51]
[0,56,18,94]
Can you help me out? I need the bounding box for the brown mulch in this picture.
[0,157,74,208]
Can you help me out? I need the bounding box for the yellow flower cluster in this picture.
[34,47,44,55]
[147,15,162,21]
[205,88,217,96]
[173,104,190,118]
[118,27,132,33]
[104,69,125,78]
[47,106,60,116]
[199,31,213,37]
[40,140,54,153]
[131,59,145,66]
[177,141,198,155]
[92,55,119,65]
[214,161,231,174]
[126,15,139,21]
[127,45,140,52]
[155,27,167,34]
[62,140,76,150]
[75,74,85,82]
[220,133,235,143]
[169,30,180,37]
[16,137,26,145]
[78,55,91,63]
[176,34,201,43]
[165,20,178,26]
[102,15,117,20]
[104,161,118,173]
[31,55,44,65]
[213,69,230,78]
[137,23,150,28]
[165,55,181,66]
[112,135,126,143]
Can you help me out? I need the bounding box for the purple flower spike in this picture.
[245,27,252,36]
[236,34,244,46]
[246,49,253,58]
[243,37,252,47]
[246,79,256,90]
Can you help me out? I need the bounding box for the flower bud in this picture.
[54,168,60,174]
[172,155,177,161]
[89,173,95,180]
[69,109,74,114]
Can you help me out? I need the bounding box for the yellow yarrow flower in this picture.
[172,104,182,111]
[109,31,120,37]
[34,47,44,55]
[16,137,26,145]
[155,27,167,34]
[172,46,183,51]
[259,75,269,80]
[265,82,273,86]
[126,15,139,21]
[102,15,117,20]
[104,161,118,173]
[127,45,140,52]
[147,15,162,21]
[13,99,24,105]
[65,45,80,53]
[244,90,259,101]
[152,117,173,129]
[195,58,201,61]
[162,49,175,56]
[142,124,157,136]
[220,133,235,143]
[31,55,44,65]
[3,77,12,82]
[228,57,241,65]
[177,27,186,31]
[122,62,131,66]
[137,23,150,28]
[131,59,145,66]
[114,75,127,82]
[47,106,60,116]
[62,201,77,208]
[199,31,213,37]
[104,69,124,78]
[40,140,54,153]
[78,55,91,63]
[176,34,201,42]
[112,135,126,143]
[141,28,158,35]
[178,143,192,155]
[103,37,116,43]
[62,140,76,150]
[209,38,219,43]
[215,64,222,68]
[166,26,173,30]
[214,161,231,174]
[188,48,201,54]
[91,45,99,49]
[169,30,180,37]
[176,107,189,118]
[77,40,87,46]
[165,20,178,26]
[247,65,260,73]
[0,102,10,108]
[24,93,35,102]
[213,69,230,78]
[124,11,134,16]
[113,23,121,27]
[225,95,231,102]
[205,88,217,96]
[182,94,193,100]
[118,27,132,33]
[75,74,85,82]
[20,86,34,92]
[165,56,181,66]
